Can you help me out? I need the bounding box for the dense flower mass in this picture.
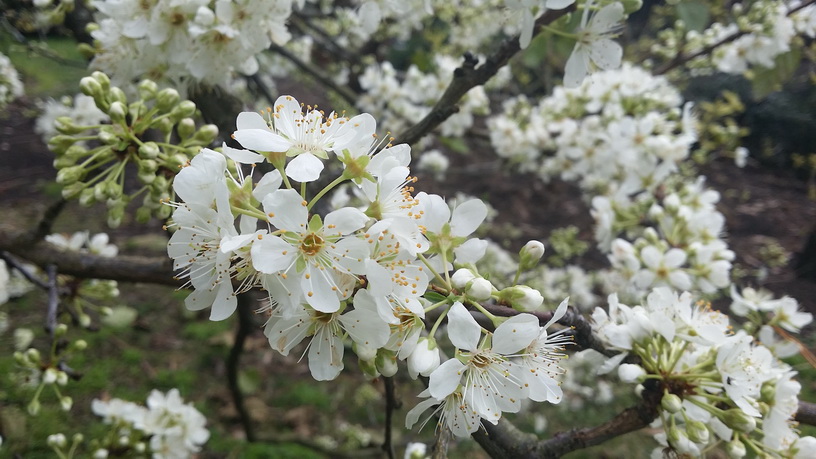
[0,52,24,108]
[166,95,574,436]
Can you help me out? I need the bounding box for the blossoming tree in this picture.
[1,0,816,457]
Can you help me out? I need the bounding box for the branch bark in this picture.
[393,5,576,147]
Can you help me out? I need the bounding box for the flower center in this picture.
[300,233,324,257]
[470,352,494,369]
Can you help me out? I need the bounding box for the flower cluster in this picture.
[592,287,814,457]
[730,286,813,358]
[50,72,218,227]
[651,0,816,75]
[167,95,573,436]
[0,52,24,109]
[89,0,296,87]
[36,94,109,146]
[85,389,209,458]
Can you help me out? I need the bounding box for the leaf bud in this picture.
[519,240,545,271]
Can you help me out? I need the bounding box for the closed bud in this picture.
[139,159,158,174]
[354,341,378,362]
[129,100,148,120]
[107,201,126,228]
[43,368,59,384]
[153,116,174,134]
[48,135,77,154]
[25,348,41,363]
[466,277,494,301]
[721,408,756,433]
[94,182,108,201]
[138,170,157,185]
[73,339,88,351]
[686,420,709,444]
[172,101,197,120]
[106,181,123,200]
[358,357,380,379]
[72,433,83,443]
[156,88,180,112]
[46,433,66,447]
[760,382,776,403]
[61,182,86,200]
[618,363,646,383]
[56,166,83,185]
[55,323,68,336]
[407,337,440,378]
[135,206,153,223]
[53,156,77,169]
[60,396,73,411]
[499,285,544,312]
[91,71,110,91]
[28,399,41,416]
[119,435,130,445]
[451,268,476,289]
[138,141,160,159]
[661,392,683,413]
[77,43,96,59]
[155,204,172,219]
[726,439,747,458]
[14,351,26,364]
[55,116,86,135]
[79,313,92,328]
[98,129,118,145]
[375,349,398,377]
[192,124,219,144]
[643,227,660,243]
[108,86,127,105]
[65,145,90,160]
[79,76,102,97]
[138,79,158,99]
[177,117,196,140]
[94,449,109,459]
[519,240,545,270]
[109,101,126,123]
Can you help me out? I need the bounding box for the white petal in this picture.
[286,153,324,183]
[453,238,487,264]
[263,189,307,232]
[220,232,260,253]
[325,207,369,236]
[492,314,540,355]
[590,39,623,70]
[447,302,481,351]
[209,282,237,321]
[308,326,344,380]
[236,111,269,130]
[222,144,264,164]
[233,129,291,152]
[544,297,570,329]
[253,170,283,201]
[405,397,438,429]
[250,236,296,274]
[589,3,624,33]
[302,264,341,313]
[450,199,487,237]
[429,359,465,400]
[563,47,588,88]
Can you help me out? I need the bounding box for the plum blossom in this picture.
[564,1,625,87]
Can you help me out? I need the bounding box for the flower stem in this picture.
[308,175,347,210]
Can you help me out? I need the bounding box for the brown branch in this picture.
[0,227,177,286]
[227,293,257,442]
[796,400,816,426]
[393,5,576,147]
[382,377,397,459]
[45,264,59,337]
[654,0,816,75]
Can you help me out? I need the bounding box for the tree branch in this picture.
[382,377,397,459]
[796,400,816,426]
[227,293,257,442]
[393,5,576,147]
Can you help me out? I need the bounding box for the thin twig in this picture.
[268,43,359,106]
[227,293,257,442]
[0,251,49,290]
[45,264,59,338]
[32,198,67,243]
[394,5,576,147]
[382,377,397,459]
[796,400,816,426]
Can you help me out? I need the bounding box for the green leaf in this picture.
[424,291,447,303]
[751,49,802,99]
[677,1,710,32]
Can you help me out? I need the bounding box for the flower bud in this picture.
[48,135,77,154]
[108,86,127,105]
[192,124,219,145]
[726,439,747,458]
[172,100,197,120]
[660,392,682,413]
[55,323,68,337]
[79,313,92,328]
[73,339,88,351]
[138,141,160,159]
[98,129,119,145]
[54,116,86,135]
[376,349,398,377]
[43,368,59,384]
[618,363,646,383]
[405,442,427,459]
[79,76,102,97]
[108,101,127,124]
[451,268,476,289]
[26,347,41,364]
[56,166,84,185]
[519,240,545,270]
[358,357,380,380]
[28,399,41,416]
[107,202,126,228]
[91,71,110,90]
[79,187,96,206]
[53,156,77,169]
[135,206,153,223]
[354,341,378,362]
[65,145,90,160]
[686,420,708,444]
[138,79,158,99]
[153,116,174,134]
[499,285,544,312]
[60,396,73,411]
[134,442,146,453]
[47,433,66,448]
[407,338,440,378]
[156,88,180,112]
[129,100,149,120]
[78,42,96,59]
[177,117,196,140]
[14,328,35,351]
[466,277,494,301]
[106,181,123,200]
[721,408,756,433]
[93,449,109,459]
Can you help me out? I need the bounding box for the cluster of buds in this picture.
[49,71,218,227]
[13,326,87,415]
